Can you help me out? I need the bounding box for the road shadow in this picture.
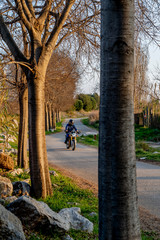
[137,176,160,180]
[47,148,73,152]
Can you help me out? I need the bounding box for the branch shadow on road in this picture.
[137,176,160,180]
[47,148,73,152]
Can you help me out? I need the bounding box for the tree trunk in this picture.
[45,103,49,131]
[99,1,141,239]
[48,103,52,129]
[18,85,28,169]
[28,73,52,198]
[52,108,56,129]
[56,109,60,123]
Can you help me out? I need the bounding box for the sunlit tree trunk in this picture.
[18,84,28,169]
[45,103,49,131]
[28,71,52,198]
[99,0,141,239]
[48,103,52,129]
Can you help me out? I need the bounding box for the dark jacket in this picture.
[65,123,77,133]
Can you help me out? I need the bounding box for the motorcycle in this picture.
[65,130,80,151]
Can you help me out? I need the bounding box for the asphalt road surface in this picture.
[46,118,160,219]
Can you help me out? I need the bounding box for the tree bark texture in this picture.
[52,108,56,130]
[18,85,28,169]
[28,72,52,198]
[56,110,61,123]
[99,1,141,239]
[45,104,49,131]
[48,103,52,129]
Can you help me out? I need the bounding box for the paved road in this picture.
[46,118,160,218]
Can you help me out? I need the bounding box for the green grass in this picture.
[136,141,160,162]
[45,121,63,135]
[9,141,18,149]
[77,134,99,147]
[5,171,30,182]
[142,231,159,240]
[81,118,99,130]
[135,125,160,142]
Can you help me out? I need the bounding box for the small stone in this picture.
[63,235,74,240]
[10,168,23,176]
[49,170,58,176]
[53,183,59,188]
[89,212,97,217]
[24,168,30,174]
[12,181,31,196]
[67,202,80,206]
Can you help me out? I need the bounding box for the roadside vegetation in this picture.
[45,121,63,135]
[0,167,156,240]
[80,117,160,163]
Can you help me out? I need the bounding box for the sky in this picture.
[148,44,160,78]
[79,43,160,95]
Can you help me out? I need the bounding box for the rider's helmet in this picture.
[69,119,74,125]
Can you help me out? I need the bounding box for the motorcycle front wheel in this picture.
[71,140,76,151]
[66,139,70,149]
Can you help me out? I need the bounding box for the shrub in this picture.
[89,111,99,124]
[74,99,83,111]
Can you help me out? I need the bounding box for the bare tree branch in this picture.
[0,14,27,62]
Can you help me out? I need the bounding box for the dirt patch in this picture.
[50,163,160,239]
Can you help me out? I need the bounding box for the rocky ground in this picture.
[49,163,160,239]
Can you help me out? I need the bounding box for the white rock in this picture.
[10,168,23,176]
[7,196,70,232]
[59,207,93,233]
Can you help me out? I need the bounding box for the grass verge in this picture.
[81,118,99,130]
[77,134,99,147]
[136,141,160,162]
[81,119,160,163]
[135,125,160,142]
[45,121,63,135]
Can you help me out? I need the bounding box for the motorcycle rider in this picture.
[64,119,78,144]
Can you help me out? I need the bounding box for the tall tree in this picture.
[0,0,100,198]
[45,51,79,113]
[99,1,141,239]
